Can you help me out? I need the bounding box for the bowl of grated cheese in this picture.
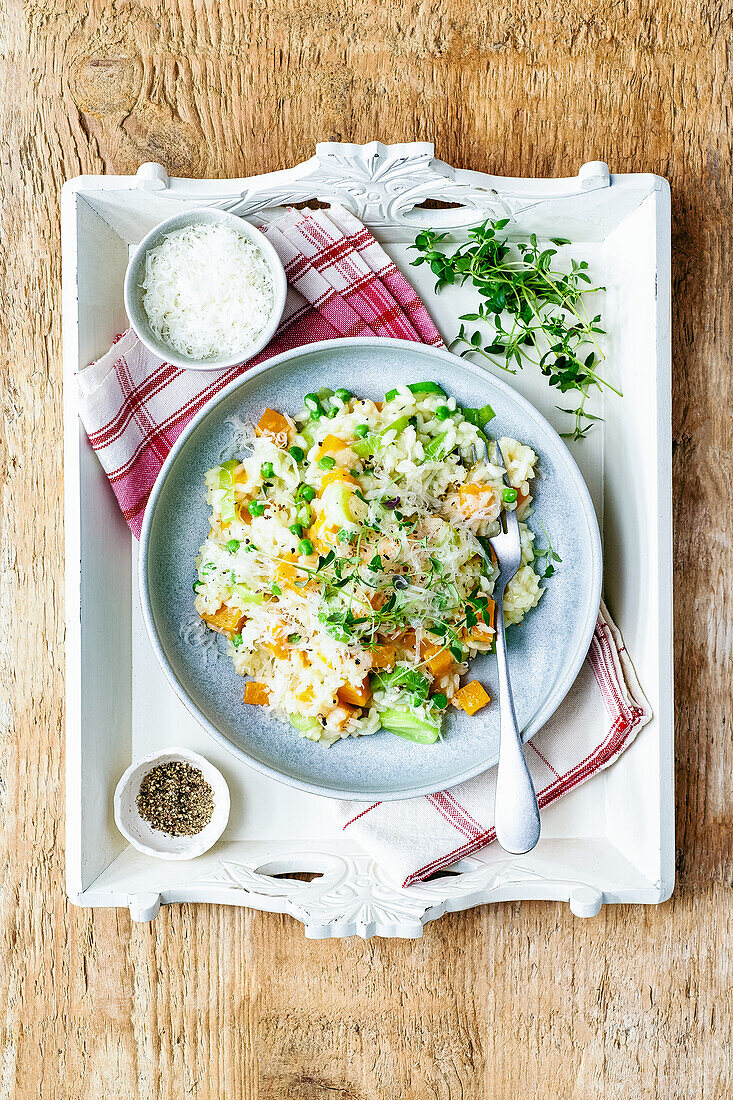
[124,208,287,371]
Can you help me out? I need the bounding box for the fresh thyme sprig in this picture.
[409,219,621,440]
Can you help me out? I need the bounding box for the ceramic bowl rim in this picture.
[139,337,602,801]
[123,207,288,371]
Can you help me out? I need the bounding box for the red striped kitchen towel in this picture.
[76,204,443,537]
[334,601,651,887]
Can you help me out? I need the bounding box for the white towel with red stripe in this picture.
[335,601,651,887]
[77,207,651,889]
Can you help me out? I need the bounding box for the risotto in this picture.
[192,383,543,746]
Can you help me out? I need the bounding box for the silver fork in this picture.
[470,441,541,854]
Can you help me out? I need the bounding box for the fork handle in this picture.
[493,603,541,854]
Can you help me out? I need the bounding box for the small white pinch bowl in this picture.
[113,747,231,860]
[123,207,287,371]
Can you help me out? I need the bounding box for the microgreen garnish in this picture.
[410,220,619,440]
[533,523,563,579]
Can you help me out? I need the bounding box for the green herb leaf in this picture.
[411,217,616,439]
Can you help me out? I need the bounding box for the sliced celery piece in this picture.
[289,713,322,739]
[423,431,451,461]
[378,707,440,744]
[217,459,239,487]
[231,583,265,604]
[381,414,412,436]
[384,382,447,402]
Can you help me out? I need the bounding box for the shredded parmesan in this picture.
[141,223,275,360]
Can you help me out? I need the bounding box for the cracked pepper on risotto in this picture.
[192,382,543,747]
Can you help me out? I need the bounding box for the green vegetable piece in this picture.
[298,538,314,556]
[462,402,496,428]
[335,388,352,402]
[318,456,336,470]
[192,580,203,593]
[289,445,305,462]
[354,424,370,438]
[217,459,239,488]
[287,633,302,644]
[232,633,243,648]
[384,382,447,402]
[423,432,451,461]
[289,523,303,537]
[299,421,318,448]
[247,501,265,517]
[220,493,236,523]
[502,487,518,503]
[289,713,323,738]
[296,502,313,527]
[381,414,411,435]
[378,707,440,744]
[260,461,275,479]
[326,406,339,418]
[352,434,379,459]
[304,393,323,415]
[271,583,282,596]
[432,692,448,709]
[232,583,265,604]
[372,666,430,701]
[434,405,451,421]
[226,539,240,553]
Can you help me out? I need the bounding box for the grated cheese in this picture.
[141,223,275,360]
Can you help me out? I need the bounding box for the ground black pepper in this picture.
[137,761,214,836]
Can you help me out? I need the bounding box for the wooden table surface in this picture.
[1,1,731,1096]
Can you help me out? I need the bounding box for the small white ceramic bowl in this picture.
[113,747,230,860]
[123,207,287,371]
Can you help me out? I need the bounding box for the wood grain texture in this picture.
[1,0,731,1096]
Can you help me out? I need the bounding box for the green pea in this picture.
[300,484,316,501]
[335,388,352,403]
[226,539,240,553]
[434,405,451,421]
[502,487,518,503]
[248,501,265,517]
[298,538,314,556]
[297,503,313,527]
[289,523,303,537]
[354,424,370,438]
[289,445,305,462]
[261,461,274,479]
[287,633,302,644]
[318,456,336,470]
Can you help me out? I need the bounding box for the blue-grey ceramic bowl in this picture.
[140,338,602,801]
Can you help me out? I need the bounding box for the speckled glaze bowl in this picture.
[124,207,287,371]
[139,339,602,801]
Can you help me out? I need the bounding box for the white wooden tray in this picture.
[62,141,673,938]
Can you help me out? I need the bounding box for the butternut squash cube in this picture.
[337,676,371,707]
[256,408,291,441]
[244,682,270,705]
[202,605,246,635]
[455,681,491,716]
